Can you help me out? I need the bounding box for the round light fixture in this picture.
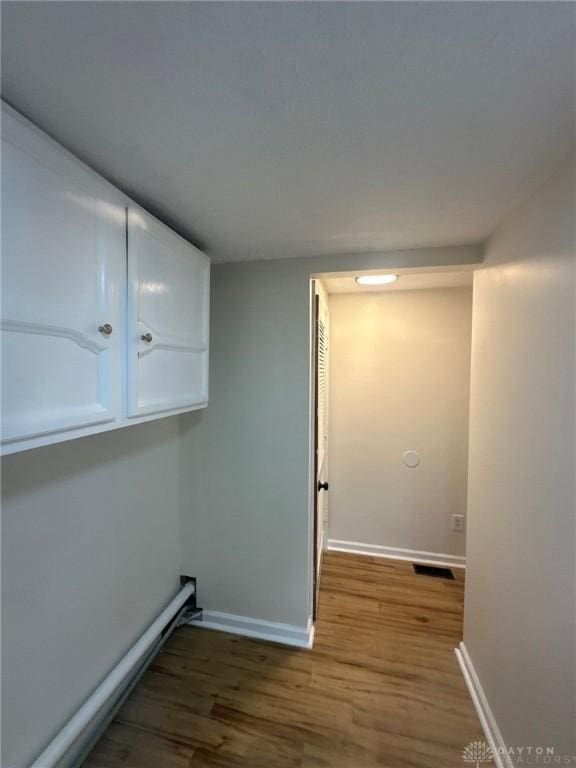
[355,274,399,286]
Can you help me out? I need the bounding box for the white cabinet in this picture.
[127,209,209,417]
[1,104,210,455]
[1,109,125,448]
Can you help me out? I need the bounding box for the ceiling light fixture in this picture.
[355,274,399,286]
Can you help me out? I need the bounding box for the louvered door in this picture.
[316,291,330,556]
[313,283,330,618]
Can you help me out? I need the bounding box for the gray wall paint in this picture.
[464,158,575,757]
[179,263,312,627]
[1,419,182,768]
[329,288,472,557]
[0,243,482,766]
[179,246,482,628]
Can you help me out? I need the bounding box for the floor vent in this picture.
[413,563,454,580]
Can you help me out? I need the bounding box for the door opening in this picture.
[309,267,476,626]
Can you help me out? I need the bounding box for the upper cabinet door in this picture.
[127,208,210,418]
[1,110,125,451]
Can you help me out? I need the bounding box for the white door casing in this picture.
[126,208,210,418]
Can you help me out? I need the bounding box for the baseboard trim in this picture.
[455,642,512,768]
[327,539,466,569]
[187,610,314,649]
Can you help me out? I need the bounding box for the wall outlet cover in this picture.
[452,515,465,532]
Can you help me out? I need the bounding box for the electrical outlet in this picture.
[452,514,465,532]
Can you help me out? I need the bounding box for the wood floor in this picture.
[84,553,484,767]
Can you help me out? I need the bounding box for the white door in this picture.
[316,287,330,560]
[1,115,125,448]
[127,208,210,418]
[313,281,330,619]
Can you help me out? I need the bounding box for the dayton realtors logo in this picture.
[463,741,493,766]
[463,741,576,766]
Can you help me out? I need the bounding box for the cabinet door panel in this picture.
[127,209,209,417]
[1,117,124,449]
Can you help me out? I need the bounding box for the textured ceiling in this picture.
[2,2,574,262]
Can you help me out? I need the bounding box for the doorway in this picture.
[309,267,476,624]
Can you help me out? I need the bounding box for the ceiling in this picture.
[322,270,473,295]
[2,2,574,263]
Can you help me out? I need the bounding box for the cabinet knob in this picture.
[318,481,329,492]
[141,333,153,343]
[98,323,113,336]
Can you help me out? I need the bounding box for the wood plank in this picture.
[83,552,484,768]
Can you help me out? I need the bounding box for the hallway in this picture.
[85,552,484,767]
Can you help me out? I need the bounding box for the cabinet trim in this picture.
[1,318,109,355]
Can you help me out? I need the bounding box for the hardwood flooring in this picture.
[84,553,484,767]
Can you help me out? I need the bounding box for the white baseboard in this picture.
[455,642,512,768]
[187,610,314,649]
[327,539,466,569]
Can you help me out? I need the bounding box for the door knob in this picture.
[98,323,113,336]
[318,481,329,491]
[141,333,153,343]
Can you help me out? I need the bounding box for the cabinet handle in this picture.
[141,333,153,343]
[98,323,113,336]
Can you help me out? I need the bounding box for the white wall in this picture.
[179,246,482,629]
[328,288,472,558]
[1,419,183,768]
[464,158,575,758]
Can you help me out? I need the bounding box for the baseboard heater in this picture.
[29,577,200,768]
